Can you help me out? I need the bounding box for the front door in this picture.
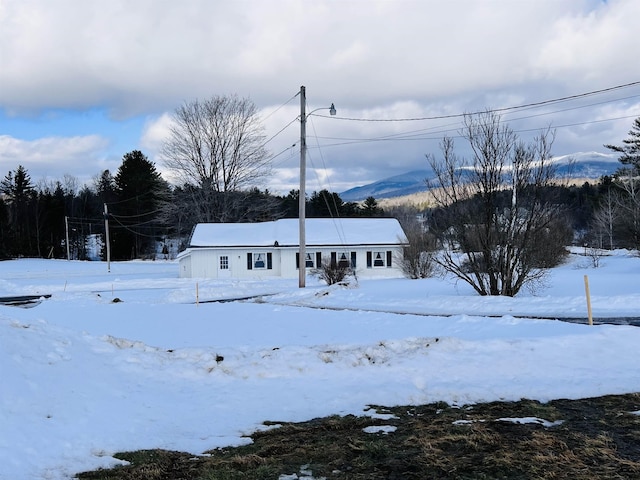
[218,255,231,278]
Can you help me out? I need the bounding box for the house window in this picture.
[219,256,229,270]
[330,251,356,268]
[247,252,272,270]
[254,253,266,269]
[296,251,319,269]
[305,253,314,268]
[367,250,392,268]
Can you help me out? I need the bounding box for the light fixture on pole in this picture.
[299,85,336,288]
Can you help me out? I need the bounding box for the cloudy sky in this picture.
[1,0,640,194]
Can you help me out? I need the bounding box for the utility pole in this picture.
[299,85,307,288]
[104,203,111,273]
[65,216,70,260]
[297,86,336,288]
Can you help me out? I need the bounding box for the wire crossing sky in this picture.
[1,0,639,194]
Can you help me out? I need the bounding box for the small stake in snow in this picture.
[584,275,593,326]
[196,282,199,306]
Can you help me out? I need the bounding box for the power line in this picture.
[306,111,640,149]
[261,116,299,148]
[108,208,165,220]
[314,80,640,123]
[109,215,166,238]
[260,92,298,123]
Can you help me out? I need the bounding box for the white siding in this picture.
[177,219,408,280]
[178,255,191,278]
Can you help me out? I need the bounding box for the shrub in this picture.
[312,256,354,285]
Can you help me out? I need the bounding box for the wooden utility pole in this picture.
[65,216,71,260]
[299,85,307,288]
[104,203,111,273]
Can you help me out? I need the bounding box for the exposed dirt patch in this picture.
[77,393,640,479]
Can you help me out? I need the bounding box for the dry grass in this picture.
[77,393,640,480]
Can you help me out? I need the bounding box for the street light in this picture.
[299,85,336,288]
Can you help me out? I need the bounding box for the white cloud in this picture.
[1,0,639,192]
[0,134,112,184]
[3,0,631,114]
[534,0,640,84]
[140,113,173,156]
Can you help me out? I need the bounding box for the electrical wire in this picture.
[276,81,640,159]
[314,80,640,123]
[305,101,355,250]
[109,215,165,238]
[260,92,298,123]
[108,208,165,220]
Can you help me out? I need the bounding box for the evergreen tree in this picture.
[605,117,640,174]
[94,170,117,205]
[0,197,10,258]
[0,166,36,255]
[360,196,383,216]
[308,189,345,217]
[280,189,300,218]
[110,151,168,259]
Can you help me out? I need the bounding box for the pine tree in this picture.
[0,166,36,255]
[605,117,640,174]
[110,151,168,259]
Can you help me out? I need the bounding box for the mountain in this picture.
[340,169,433,202]
[551,151,620,178]
[340,151,620,202]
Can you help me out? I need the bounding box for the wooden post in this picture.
[104,203,111,273]
[196,282,199,306]
[584,275,593,326]
[65,216,71,260]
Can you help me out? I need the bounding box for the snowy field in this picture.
[2,249,640,479]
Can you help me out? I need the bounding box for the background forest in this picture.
[0,152,383,261]
[1,98,639,268]
[0,153,627,262]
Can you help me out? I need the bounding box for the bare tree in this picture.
[604,116,640,249]
[389,207,437,279]
[589,188,619,250]
[162,95,270,192]
[161,95,273,226]
[426,112,570,296]
[613,173,640,248]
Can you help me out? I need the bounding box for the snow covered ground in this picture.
[2,249,640,479]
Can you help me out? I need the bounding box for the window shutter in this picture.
[316,252,322,267]
[366,251,372,268]
[247,253,252,270]
[331,252,337,267]
[386,250,392,267]
[350,251,356,268]
[267,252,273,270]
[295,252,299,269]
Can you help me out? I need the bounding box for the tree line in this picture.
[0,155,384,261]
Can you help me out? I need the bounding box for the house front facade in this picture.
[177,217,408,280]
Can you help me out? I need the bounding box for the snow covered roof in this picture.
[188,218,407,248]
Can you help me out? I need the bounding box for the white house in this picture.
[177,217,408,280]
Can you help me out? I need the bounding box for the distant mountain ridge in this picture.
[340,151,620,202]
